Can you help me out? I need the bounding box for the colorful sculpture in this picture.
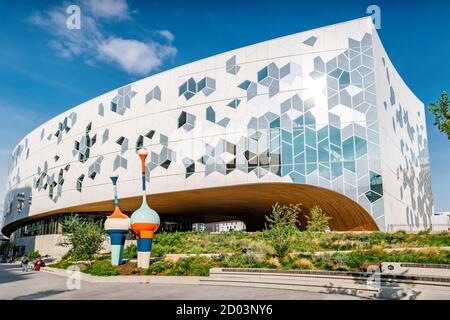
[131,148,160,269]
[104,174,131,266]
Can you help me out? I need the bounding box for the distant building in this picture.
[432,212,450,232]
[192,223,206,232]
[205,221,246,233]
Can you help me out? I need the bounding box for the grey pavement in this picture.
[0,264,361,300]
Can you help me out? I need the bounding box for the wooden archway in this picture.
[2,183,378,236]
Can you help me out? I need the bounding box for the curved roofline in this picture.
[9,16,374,154]
[371,26,424,106]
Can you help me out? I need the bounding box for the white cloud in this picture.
[98,37,176,76]
[157,30,175,43]
[29,1,176,76]
[29,8,102,60]
[81,0,130,20]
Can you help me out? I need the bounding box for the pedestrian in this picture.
[21,256,29,272]
[33,258,43,271]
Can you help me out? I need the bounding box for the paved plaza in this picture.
[0,264,361,300]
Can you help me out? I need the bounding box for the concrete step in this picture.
[208,272,450,288]
[199,278,378,299]
[202,268,450,299]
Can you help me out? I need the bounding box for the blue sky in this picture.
[0,0,449,213]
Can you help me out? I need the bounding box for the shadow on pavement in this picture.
[14,289,69,300]
[0,264,35,285]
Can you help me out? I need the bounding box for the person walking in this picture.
[21,256,29,272]
[33,258,42,271]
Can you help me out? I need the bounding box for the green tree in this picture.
[263,203,301,258]
[265,202,301,229]
[59,215,105,261]
[0,240,14,256]
[428,91,450,139]
[305,205,332,232]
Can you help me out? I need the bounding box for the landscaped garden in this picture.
[49,204,450,276]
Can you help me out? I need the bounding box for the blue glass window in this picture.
[206,106,215,123]
[178,111,187,128]
[354,136,367,159]
[331,162,343,178]
[293,134,304,156]
[306,163,317,174]
[282,142,293,164]
[330,144,342,162]
[339,71,350,89]
[305,128,316,147]
[318,140,330,162]
[329,68,343,79]
[281,130,292,142]
[238,80,251,90]
[187,78,197,93]
[282,164,293,175]
[294,116,304,127]
[258,67,268,82]
[318,126,328,142]
[294,163,305,175]
[306,146,317,163]
[329,126,341,146]
[270,118,280,129]
[293,126,304,137]
[304,112,315,125]
[270,136,280,152]
[343,137,355,161]
[197,78,206,91]
[178,82,187,96]
[365,190,382,203]
[369,171,383,195]
[319,164,330,179]
[344,161,355,172]
[294,152,305,165]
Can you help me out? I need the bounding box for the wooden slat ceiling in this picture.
[3,182,378,235]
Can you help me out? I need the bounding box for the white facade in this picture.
[2,17,433,236]
[206,221,246,233]
[431,212,450,232]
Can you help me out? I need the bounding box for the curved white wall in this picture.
[2,17,433,234]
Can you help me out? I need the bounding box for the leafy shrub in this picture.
[418,228,432,236]
[154,232,186,247]
[83,258,119,276]
[0,240,14,255]
[166,256,216,276]
[27,250,41,259]
[262,226,298,258]
[219,254,263,268]
[305,205,332,232]
[267,257,282,268]
[50,258,72,269]
[123,244,137,259]
[265,203,301,229]
[314,248,450,271]
[145,260,173,275]
[252,242,276,256]
[59,215,105,261]
[294,258,314,269]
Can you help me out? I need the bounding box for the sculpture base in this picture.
[137,251,151,269]
[108,230,127,266]
[110,244,124,266]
